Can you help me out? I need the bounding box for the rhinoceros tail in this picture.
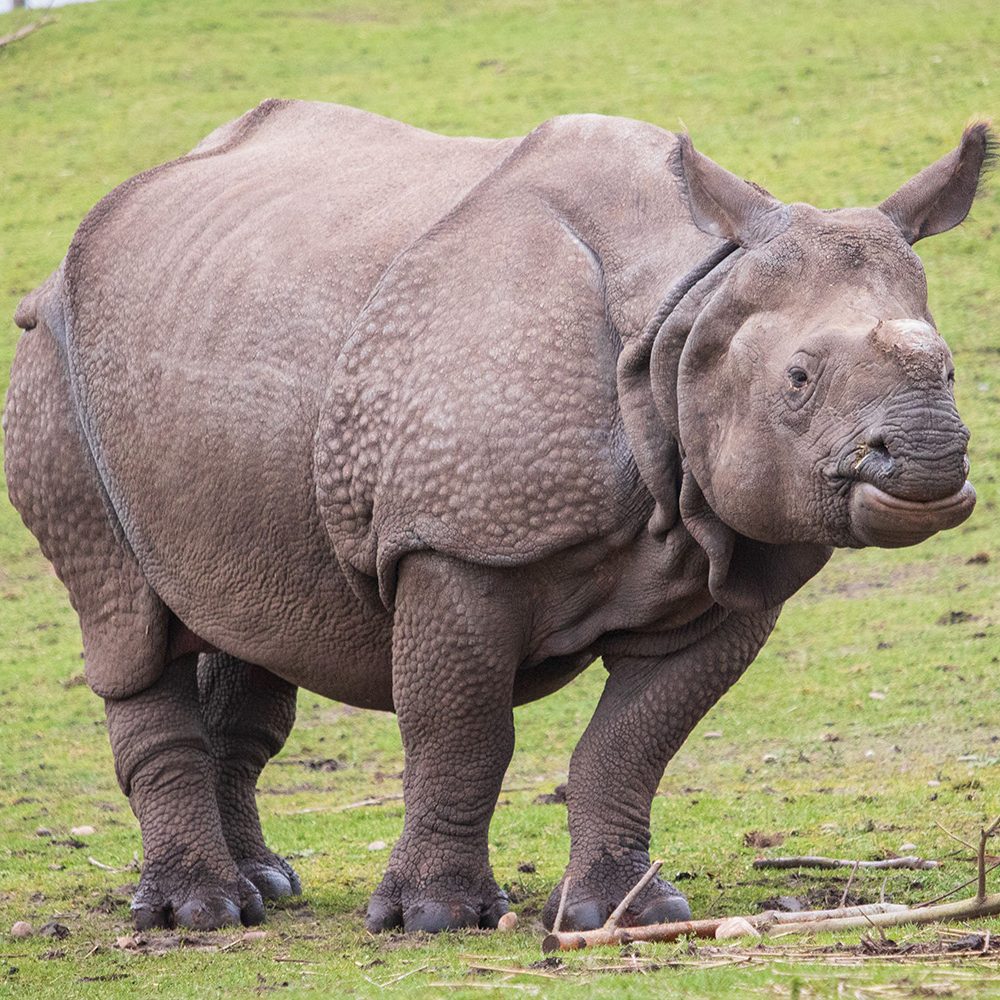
[14,266,65,337]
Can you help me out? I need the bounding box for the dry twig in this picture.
[551,876,571,935]
[978,815,1000,901]
[752,855,940,871]
[605,860,662,930]
[0,17,55,49]
[840,860,860,908]
[543,892,1000,952]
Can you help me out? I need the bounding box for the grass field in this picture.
[1,0,998,996]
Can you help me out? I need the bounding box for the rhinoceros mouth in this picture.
[848,480,976,548]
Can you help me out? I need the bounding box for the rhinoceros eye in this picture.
[788,367,810,389]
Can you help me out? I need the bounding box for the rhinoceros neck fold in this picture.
[615,244,743,538]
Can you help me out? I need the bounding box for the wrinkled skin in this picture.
[3,100,991,933]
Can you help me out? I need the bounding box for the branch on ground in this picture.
[752,855,940,871]
[0,18,55,50]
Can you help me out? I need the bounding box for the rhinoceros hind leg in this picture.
[198,654,301,900]
[105,654,265,930]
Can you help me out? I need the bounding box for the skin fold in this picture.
[3,100,992,933]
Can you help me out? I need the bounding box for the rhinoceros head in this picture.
[664,125,993,607]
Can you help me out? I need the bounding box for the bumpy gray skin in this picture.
[4,100,991,933]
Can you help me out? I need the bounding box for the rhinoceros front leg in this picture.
[105,654,265,929]
[197,654,300,900]
[366,553,525,934]
[542,609,779,931]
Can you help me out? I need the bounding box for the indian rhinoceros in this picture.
[4,100,991,934]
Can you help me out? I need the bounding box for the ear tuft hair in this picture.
[880,123,995,243]
[964,120,997,198]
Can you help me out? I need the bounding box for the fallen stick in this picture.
[0,17,55,49]
[769,892,1000,936]
[978,815,1000,901]
[752,855,940,871]
[542,892,1000,952]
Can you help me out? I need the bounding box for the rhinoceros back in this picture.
[60,100,517,669]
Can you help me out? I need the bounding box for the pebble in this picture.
[366,840,387,851]
[497,912,519,932]
[11,921,33,938]
[70,826,96,837]
[35,827,52,838]
[762,754,777,764]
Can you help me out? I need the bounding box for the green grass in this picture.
[1,0,998,996]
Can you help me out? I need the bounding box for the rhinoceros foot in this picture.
[237,854,302,900]
[130,861,266,931]
[365,868,510,934]
[542,855,691,931]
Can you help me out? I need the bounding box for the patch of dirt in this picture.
[257,783,339,796]
[273,758,346,772]
[757,881,888,912]
[936,610,980,625]
[114,929,269,955]
[744,830,786,849]
[533,784,567,805]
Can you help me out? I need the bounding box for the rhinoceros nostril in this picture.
[866,434,890,458]
[855,435,894,483]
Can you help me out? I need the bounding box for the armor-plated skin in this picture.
[4,101,991,933]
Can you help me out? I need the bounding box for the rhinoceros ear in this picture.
[679,467,832,612]
[672,134,791,247]
[879,122,997,243]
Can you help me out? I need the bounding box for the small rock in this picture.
[762,754,777,764]
[38,922,70,940]
[703,731,722,740]
[899,842,918,853]
[497,912,518,931]
[366,840,387,852]
[35,827,52,838]
[715,916,760,940]
[11,922,33,939]
[864,750,876,759]
[869,690,887,700]
[927,780,941,787]
[241,930,268,942]
[70,826,96,837]
[517,861,536,873]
